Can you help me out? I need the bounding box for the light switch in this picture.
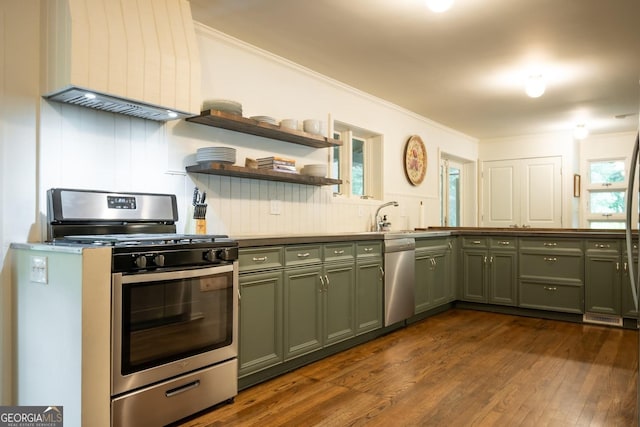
[30,256,48,284]
[270,200,281,215]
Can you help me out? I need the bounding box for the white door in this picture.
[482,160,519,227]
[482,157,562,228]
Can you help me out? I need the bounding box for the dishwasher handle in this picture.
[383,238,416,253]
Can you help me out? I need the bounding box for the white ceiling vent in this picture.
[42,0,201,122]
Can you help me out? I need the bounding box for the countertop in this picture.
[233,227,637,247]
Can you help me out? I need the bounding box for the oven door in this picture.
[112,262,238,396]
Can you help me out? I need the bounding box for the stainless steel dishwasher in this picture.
[383,235,416,326]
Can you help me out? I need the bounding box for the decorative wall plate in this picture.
[404,135,427,186]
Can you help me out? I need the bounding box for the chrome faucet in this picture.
[374,201,399,231]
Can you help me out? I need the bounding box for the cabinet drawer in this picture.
[490,237,517,250]
[324,243,355,263]
[416,238,449,250]
[519,238,582,251]
[519,281,583,313]
[462,237,488,248]
[285,244,322,266]
[356,241,382,258]
[520,253,583,281]
[585,239,619,253]
[239,247,284,272]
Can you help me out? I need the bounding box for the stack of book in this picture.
[257,156,297,173]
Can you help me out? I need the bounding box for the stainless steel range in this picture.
[47,188,238,427]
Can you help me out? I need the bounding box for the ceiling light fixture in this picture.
[524,74,545,98]
[574,124,589,140]
[426,0,454,13]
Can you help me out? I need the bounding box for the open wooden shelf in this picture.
[185,109,342,149]
[186,162,342,186]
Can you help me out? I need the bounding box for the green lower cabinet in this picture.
[284,262,356,360]
[356,260,383,334]
[462,249,488,302]
[324,262,356,345]
[238,270,284,377]
[585,253,621,315]
[415,250,450,313]
[284,265,324,360]
[489,251,517,306]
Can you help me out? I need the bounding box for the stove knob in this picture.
[153,254,165,267]
[204,249,218,262]
[134,255,147,269]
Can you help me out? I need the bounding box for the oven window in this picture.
[121,271,233,375]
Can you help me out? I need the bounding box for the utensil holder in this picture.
[195,219,207,235]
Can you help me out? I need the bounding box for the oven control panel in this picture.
[113,245,238,273]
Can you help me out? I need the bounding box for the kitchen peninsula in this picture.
[234,227,638,390]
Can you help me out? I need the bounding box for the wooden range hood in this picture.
[42,0,201,121]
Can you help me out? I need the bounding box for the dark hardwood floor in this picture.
[179,309,638,426]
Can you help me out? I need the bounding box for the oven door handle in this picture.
[164,380,200,398]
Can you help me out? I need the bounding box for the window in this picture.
[586,159,627,229]
[331,122,382,199]
[440,158,462,226]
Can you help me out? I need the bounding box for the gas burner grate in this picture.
[57,233,231,247]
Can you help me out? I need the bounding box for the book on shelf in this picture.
[258,164,297,173]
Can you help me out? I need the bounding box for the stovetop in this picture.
[55,233,233,247]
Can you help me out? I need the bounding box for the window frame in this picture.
[585,157,628,228]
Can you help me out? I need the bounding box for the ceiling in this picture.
[189,0,640,140]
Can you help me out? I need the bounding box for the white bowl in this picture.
[303,119,323,135]
[301,164,327,177]
[280,118,298,130]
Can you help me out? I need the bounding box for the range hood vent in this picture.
[43,0,201,122]
[46,87,192,122]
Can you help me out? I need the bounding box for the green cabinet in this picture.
[622,242,638,318]
[415,238,452,313]
[355,242,383,334]
[283,243,356,360]
[238,270,284,377]
[519,238,584,314]
[460,236,517,306]
[585,240,621,316]
[238,246,285,377]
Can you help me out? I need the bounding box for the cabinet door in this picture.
[489,251,517,306]
[415,253,433,313]
[284,266,323,360]
[482,157,562,228]
[356,261,383,334]
[462,250,488,302]
[239,271,283,376]
[431,252,450,307]
[585,254,621,315]
[324,262,356,346]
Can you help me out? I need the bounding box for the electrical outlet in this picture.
[358,206,364,217]
[270,200,281,215]
[30,256,48,284]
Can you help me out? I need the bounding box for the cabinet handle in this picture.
[498,241,511,246]
[333,250,345,255]
[429,258,436,270]
[448,242,453,250]
[490,256,494,264]
[624,262,628,272]
[364,247,373,252]
[595,243,611,249]
[238,289,241,301]
[616,262,620,271]
[543,242,557,247]
[252,256,268,262]
[472,240,482,245]
[483,256,488,264]
[543,257,557,262]
[543,286,558,291]
[319,275,325,292]
[379,266,384,278]
[297,252,310,258]
[324,275,330,288]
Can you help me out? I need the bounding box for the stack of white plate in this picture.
[202,99,243,116]
[301,164,327,177]
[196,146,237,164]
[250,115,278,126]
